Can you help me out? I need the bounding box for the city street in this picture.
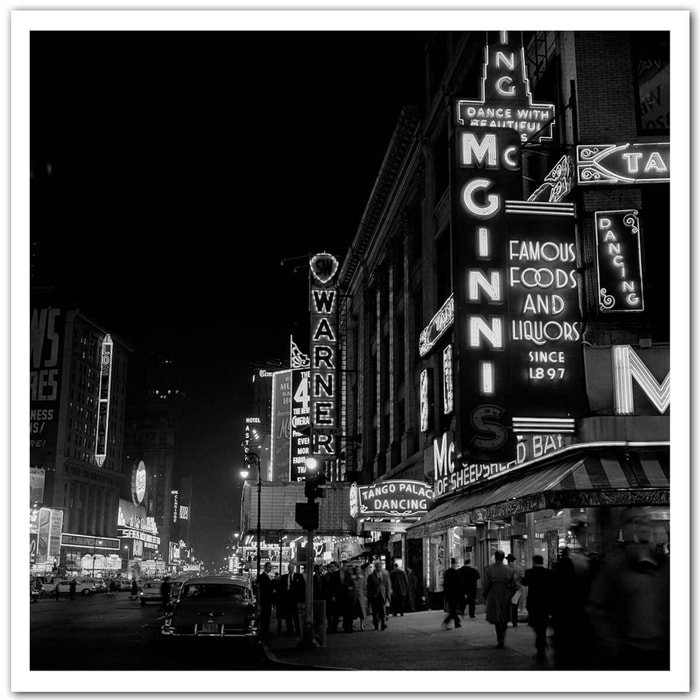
[30,591,275,671]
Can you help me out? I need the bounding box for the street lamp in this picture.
[240,451,262,583]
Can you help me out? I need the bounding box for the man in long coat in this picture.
[457,558,480,618]
[389,563,409,616]
[482,550,516,648]
[442,558,463,629]
[522,554,553,660]
[366,561,392,630]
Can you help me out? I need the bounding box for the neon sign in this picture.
[506,202,586,415]
[595,210,644,312]
[442,345,454,415]
[309,252,339,461]
[451,125,521,461]
[420,369,432,433]
[456,31,555,143]
[358,480,434,519]
[419,294,454,357]
[95,334,113,467]
[613,345,669,415]
[290,369,311,481]
[577,142,669,185]
[131,460,147,505]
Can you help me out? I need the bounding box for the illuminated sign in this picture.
[95,334,113,467]
[613,345,669,415]
[131,460,147,505]
[451,125,521,461]
[290,336,310,369]
[527,155,574,203]
[515,433,572,463]
[271,370,292,481]
[456,31,555,144]
[61,533,120,550]
[358,480,433,519]
[349,483,359,518]
[419,294,454,357]
[179,505,189,521]
[432,431,516,497]
[506,202,586,417]
[171,490,179,524]
[30,308,63,456]
[419,368,432,433]
[576,142,669,185]
[117,528,160,548]
[442,345,454,415]
[309,252,339,461]
[290,369,311,481]
[594,210,644,312]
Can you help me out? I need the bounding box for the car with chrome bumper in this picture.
[161,575,257,639]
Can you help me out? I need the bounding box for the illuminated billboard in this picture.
[95,334,113,467]
[270,370,292,481]
[290,369,311,481]
[30,308,64,467]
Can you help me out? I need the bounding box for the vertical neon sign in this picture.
[309,252,339,462]
[94,334,113,467]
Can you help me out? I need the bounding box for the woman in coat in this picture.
[482,550,516,648]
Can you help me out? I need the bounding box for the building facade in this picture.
[30,306,130,574]
[338,30,671,605]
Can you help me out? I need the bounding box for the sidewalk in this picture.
[262,607,554,671]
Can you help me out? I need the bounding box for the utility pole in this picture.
[296,457,326,649]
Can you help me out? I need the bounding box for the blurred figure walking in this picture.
[389,563,409,617]
[522,555,552,660]
[483,550,517,649]
[457,558,480,618]
[586,511,670,670]
[442,559,463,629]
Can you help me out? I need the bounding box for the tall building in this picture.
[338,30,671,605]
[30,303,130,574]
[124,352,186,565]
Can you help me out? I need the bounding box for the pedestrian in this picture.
[256,561,275,637]
[69,578,77,601]
[442,558,463,629]
[54,581,60,601]
[405,565,419,612]
[389,563,409,617]
[585,510,670,670]
[506,553,525,626]
[522,554,552,660]
[130,578,138,600]
[457,558,480,618]
[551,522,599,669]
[351,565,367,631]
[325,561,343,633]
[366,560,392,630]
[339,562,356,633]
[279,564,303,636]
[483,550,517,649]
[108,578,117,597]
[160,576,172,608]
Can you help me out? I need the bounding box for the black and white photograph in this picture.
[9,3,691,695]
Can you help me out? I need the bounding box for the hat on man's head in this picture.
[506,553,516,561]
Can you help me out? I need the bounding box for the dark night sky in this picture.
[30,29,429,566]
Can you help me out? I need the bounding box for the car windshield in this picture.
[181,583,250,600]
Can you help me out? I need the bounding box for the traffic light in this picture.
[304,469,327,501]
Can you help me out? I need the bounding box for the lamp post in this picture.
[240,451,262,583]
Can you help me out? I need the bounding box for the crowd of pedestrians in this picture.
[439,512,669,670]
[256,558,421,638]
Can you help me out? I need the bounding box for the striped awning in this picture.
[406,446,669,538]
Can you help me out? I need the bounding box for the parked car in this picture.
[161,575,258,638]
[41,578,97,596]
[139,579,166,606]
[81,577,107,593]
